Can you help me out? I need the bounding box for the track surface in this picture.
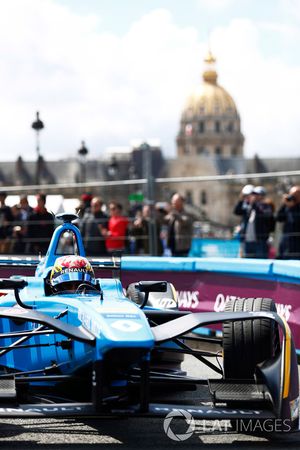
[0,357,299,449]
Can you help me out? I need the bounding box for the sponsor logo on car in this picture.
[111,320,142,333]
[0,406,84,414]
[154,406,262,415]
[152,298,177,309]
[78,311,101,336]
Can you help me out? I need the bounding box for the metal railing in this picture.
[0,168,300,258]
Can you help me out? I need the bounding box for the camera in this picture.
[286,195,295,202]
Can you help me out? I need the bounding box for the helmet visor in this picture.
[51,271,96,286]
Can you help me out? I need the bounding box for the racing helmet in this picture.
[50,255,96,292]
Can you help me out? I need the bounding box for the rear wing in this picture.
[0,256,40,268]
[88,255,121,279]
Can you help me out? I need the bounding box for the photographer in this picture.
[276,186,300,259]
[233,184,254,246]
[243,186,275,259]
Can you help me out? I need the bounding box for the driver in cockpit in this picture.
[50,255,98,294]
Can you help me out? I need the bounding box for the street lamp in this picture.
[78,140,89,183]
[140,142,154,202]
[31,111,44,185]
[107,156,119,179]
[140,142,157,255]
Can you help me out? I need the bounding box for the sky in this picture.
[1,0,300,161]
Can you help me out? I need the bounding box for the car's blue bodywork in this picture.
[0,214,154,375]
[0,213,297,435]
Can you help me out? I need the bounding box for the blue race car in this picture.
[0,213,298,436]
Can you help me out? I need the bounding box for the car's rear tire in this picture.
[223,297,279,379]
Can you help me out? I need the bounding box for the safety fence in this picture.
[0,168,300,258]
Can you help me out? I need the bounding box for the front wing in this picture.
[0,310,296,434]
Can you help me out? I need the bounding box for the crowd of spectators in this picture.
[0,192,54,256]
[77,192,193,257]
[233,184,300,259]
[0,190,194,258]
[0,185,299,259]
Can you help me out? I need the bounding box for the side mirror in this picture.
[135,281,167,294]
[134,281,167,308]
[0,279,31,309]
[0,279,28,290]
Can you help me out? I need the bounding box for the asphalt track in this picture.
[0,358,299,449]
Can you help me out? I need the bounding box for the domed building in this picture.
[167,51,245,229]
[177,51,244,158]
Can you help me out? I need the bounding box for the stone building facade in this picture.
[2,51,300,233]
[166,51,246,228]
[176,51,244,159]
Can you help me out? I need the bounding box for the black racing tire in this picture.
[223,297,279,379]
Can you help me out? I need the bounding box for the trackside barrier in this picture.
[120,257,300,350]
[0,256,299,349]
[122,256,300,279]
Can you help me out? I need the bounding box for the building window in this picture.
[200,190,207,205]
[197,147,205,155]
[215,147,222,156]
[215,121,221,132]
[231,147,238,156]
[227,122,234,132]
[198,121,205,133]
[186,108,193,119]
[185,191,193,205]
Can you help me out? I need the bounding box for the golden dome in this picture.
[183,51,239,117]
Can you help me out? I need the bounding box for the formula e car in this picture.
[0,212,297,436]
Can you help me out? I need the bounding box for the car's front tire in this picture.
[222,297,279,379]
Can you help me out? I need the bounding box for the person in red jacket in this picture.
[103,202,129,254]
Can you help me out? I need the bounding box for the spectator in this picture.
[27,193,54,255]
[164,193,194,256]
[276,185,300,259]
[10,204,24,254]
[80,196,108,256]
[130,207,143,254]
[15,195,34,253]
[103,202,129,254]
[242,186,275,258]
[0,191,14,253]
[76,193,93,218]
[233,184,254,253]
[19,195,33,220]
[263,197,276,259]
[131,204,163,255]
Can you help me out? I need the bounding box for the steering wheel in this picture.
[75,283,99,294]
